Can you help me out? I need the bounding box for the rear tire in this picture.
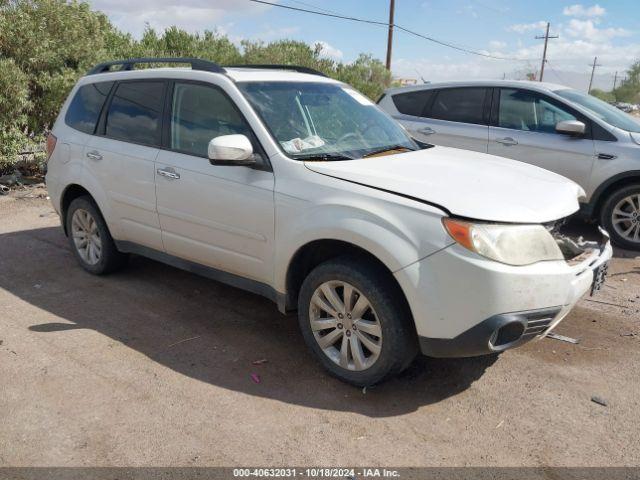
[298,256,418,386]
[65,196,128,275]
[600,184,640,250]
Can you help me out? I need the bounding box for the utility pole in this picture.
[535,22,558,82]
[613,71,618,90]
[588,56,602,93]
[385,0,395,71]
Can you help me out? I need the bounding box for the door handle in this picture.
[417,126,436,135]
[495,137,518,146]
[597,153,617,160]
[86,150,102,161]
[157,168,180,180]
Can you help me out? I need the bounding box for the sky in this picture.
[88,0,640,91]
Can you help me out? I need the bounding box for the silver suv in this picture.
[378,80,640,249]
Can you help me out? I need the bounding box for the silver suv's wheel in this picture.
[65,196,128,275]
[611,194,640,244]
[310,280,382,371]
[298,257,418,386]
[71,209,102,265]
[601,184,640,250]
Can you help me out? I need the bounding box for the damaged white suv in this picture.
[45,58,612,386]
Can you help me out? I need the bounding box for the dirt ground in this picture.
[1,190,639,467]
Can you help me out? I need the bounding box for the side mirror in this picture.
[556,120,585,136]
[208,134,255,165]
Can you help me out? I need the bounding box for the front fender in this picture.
[273,195,452,293]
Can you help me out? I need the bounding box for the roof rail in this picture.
[224,64,328,77]
[87,57,226,75]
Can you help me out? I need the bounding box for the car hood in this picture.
[304,146,585,223]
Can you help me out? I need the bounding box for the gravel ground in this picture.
[1,192,639,467]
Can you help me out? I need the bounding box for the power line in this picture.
[248,0,533,61]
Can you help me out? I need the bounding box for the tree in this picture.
[613,60,640,103]
[590,88,615,103]
[0,0,393,172]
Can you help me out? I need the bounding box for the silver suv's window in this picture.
[499,89,576,133]
[171,83,251,157]
[391,90,433,116]
[105,81,164,146]
[238,81,416,160]
[429,88,487,125]
[555,89,640,133]
[65,82,113,134]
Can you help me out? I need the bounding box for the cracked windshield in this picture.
[238,82,417,160]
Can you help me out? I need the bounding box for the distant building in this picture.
[395,78,418,86]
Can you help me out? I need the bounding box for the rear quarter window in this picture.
[65,82,113,134]
[391,90,433,116]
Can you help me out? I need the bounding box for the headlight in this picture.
[443,218,564,266]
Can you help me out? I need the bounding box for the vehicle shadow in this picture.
[1,226,497,417]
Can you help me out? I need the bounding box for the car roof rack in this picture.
[87,57,226,75]
[224,64,328,77]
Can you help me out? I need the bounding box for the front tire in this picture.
[66,196,128,275]
[600,184,640,250]
[298,257,417,386]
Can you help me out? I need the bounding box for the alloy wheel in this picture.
[612,193,640,244]
[309,280,382,371]
[71,208,102,265]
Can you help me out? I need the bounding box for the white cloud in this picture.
[88,0,269,37]
[507,21,548,34]
[314,41,344,60]
[565,19,630,42]
[563,4,606,18]
[489,40,507,50]
[257,26,301,40]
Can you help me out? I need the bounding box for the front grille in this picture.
[521,311,557,339]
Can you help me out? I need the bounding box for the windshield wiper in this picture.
[296,153,353,161]
[363,145,415,157]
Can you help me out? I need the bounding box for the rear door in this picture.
[395,87,491,153]
[85,80,165,251]
[154,81,275,284]
[488,88,596,187]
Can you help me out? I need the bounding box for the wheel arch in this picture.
[283,239,414,324]
[589,170,640,220]
[59,183,111,236]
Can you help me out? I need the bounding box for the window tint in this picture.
[106,81,164,145]
[391,90,433,116]
[498,89,577,134]
[429,88,487,124]
[65,82,113,134]
[171,83,251,157]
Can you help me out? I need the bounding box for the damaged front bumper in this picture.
[394,226,613,358]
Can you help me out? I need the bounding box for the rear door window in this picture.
[105,81,164,146]
[65,82,113,134]
[391,90,433,116]
[428,88,488,125]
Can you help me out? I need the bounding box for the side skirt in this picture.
[115,241,288,313]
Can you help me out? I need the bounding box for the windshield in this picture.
[237,81,417,159]
[555,89,640,133]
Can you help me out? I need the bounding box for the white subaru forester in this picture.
[45,58,612,386]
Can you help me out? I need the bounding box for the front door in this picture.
[155,81,275,284]
[488,88,596,188]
